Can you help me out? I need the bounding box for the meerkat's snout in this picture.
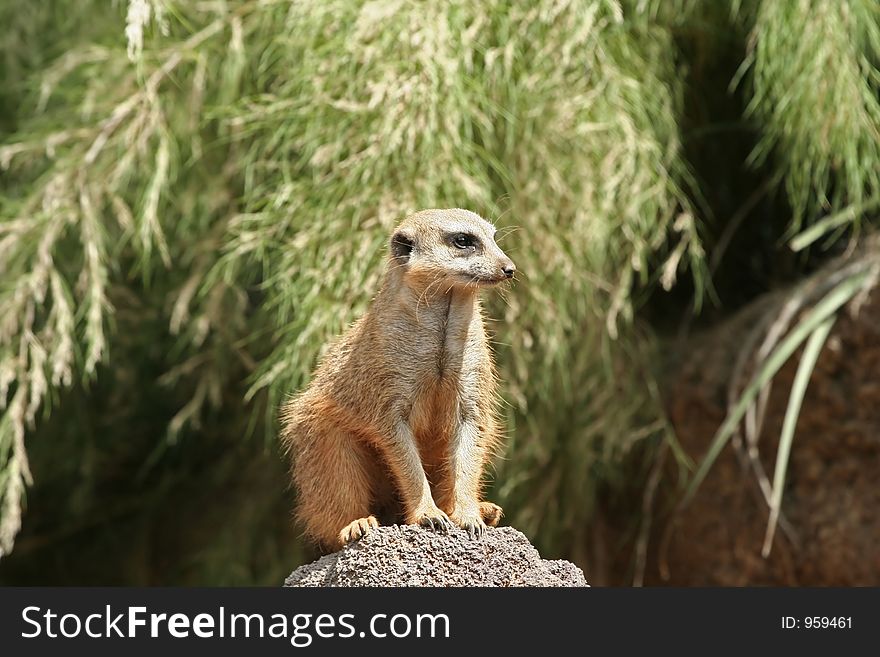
[485,245,515,284]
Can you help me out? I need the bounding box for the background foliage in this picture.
[1,0,878,584]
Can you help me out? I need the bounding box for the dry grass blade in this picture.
[761,315,835,557]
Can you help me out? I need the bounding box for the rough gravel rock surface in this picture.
[284,525,588,587]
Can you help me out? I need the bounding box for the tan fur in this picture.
[280,209,515,551]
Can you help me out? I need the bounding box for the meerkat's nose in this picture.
[501,260,516,279]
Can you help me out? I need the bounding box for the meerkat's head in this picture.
[388,209,515,293]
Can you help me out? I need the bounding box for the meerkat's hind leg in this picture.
[479,501,503,527]
[293,423,379,551]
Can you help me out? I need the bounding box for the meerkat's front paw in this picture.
[338,515,379,546]
[450,508,487,539]
[412,506,453,533]
[479,501,504,527]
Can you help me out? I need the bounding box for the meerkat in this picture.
[280,208,515,551]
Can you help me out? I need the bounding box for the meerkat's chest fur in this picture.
[419,293,478,378]
[394,291,484,435]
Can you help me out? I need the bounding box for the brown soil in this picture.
[645,289,880,585]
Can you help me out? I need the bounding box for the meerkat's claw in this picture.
[451,509,487,539]
[338,515,379,545]
[463,519,486,539]
[417,510,453,533]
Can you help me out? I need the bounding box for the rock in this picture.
[284,525,588,587]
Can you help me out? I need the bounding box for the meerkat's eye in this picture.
[451,233,478,250]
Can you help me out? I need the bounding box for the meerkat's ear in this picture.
[390,230,415,262]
